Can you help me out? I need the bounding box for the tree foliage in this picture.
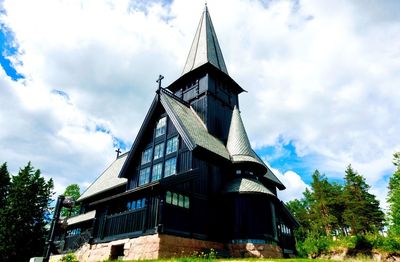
[0,162,10,209]
[61,183,81,217]
[388,152,400,235]
[0,162,54,262]
[343,165,384,235]
[287,166,384,242]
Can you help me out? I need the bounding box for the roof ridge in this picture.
[160,88,190,107]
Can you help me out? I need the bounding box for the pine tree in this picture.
[387,152,400,235]
[61,183,81,217]
[308,170,339,236]
[0,162,10,209]
[286,198,310,241]
[0,162,54,261]
[343,165,384,235]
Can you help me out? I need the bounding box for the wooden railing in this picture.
[103,208,146,237]
[63,230,91,251]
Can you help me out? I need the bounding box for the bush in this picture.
[59,253,79,262]
[380,234,400,252]
[297,235,332,258]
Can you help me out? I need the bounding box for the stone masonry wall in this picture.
[50,234,283,261]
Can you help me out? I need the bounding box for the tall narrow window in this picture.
[141,148,152,165]
[166,136,178,154]
[153,142,164,160]
[155,117,166,137]
[138,167,150,186]
[152,163,163,181]
[164,157,177,177]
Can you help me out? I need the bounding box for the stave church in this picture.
[53,5,298,261]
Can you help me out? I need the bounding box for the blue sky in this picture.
[0,0,399,207]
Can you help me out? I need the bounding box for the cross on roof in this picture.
[156,74,164,90]
[115,148,121,159]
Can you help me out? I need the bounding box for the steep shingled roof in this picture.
[78,153,128,202]
[226,106,266,168]
[226,106,285,189]
[160,91,230,160]
[182,5,228,75]
[223,177,275,196]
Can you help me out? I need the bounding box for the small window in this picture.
[166,136,178,154]
[236,170,241,175]
[152,163,163,181]
[141,148,152,165]
[172,193,178,206]
[127,202,131,210]
[166,191,172,204]
[178,195,184,207]
[165,191,189,209]
[155,117,166,137]
[137,199,142,209]
[138,167,150,186]
[184,196,190,209]
[131,200,136,209]
[164,157,177,177]
[154,143,164,160]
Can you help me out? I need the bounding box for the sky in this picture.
[0,0,399,210]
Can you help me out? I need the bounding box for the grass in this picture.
[102,259,331,262]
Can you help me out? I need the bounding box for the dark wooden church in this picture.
[54,6,298,261]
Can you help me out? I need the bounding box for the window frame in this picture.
[164,157,177,177]
[138,167,150,186]
[166,136,178,155]
[155,117,166,138]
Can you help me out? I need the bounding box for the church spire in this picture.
[182,5,228,75]
[227,106,267,173]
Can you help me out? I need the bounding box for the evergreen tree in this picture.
[343,165,384,235]
[286,198,310,241]
[0,162,10,209]
[387,152,400,235]
[0,162,54,262]
[61,183,81,217]
[308,170,339,236]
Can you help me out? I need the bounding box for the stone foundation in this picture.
[50,234,283,261]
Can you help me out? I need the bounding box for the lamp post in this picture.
[43,195,75,262]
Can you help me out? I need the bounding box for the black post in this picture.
[44,195,65,262]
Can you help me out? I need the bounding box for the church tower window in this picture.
[155,117,166,137]
[164,157,177,177]
[138,167,150,186]
[141,148,152,165]
[154,143,164,160]
[166,136,178,154]
[152,163,163,181]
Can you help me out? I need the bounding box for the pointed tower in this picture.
[226,106,267,174]
[182,5,228,75]
[167,5,244,142]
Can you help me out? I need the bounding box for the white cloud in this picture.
[0,0,399,205]
[273,168,309,203]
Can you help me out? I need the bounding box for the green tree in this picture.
[387,152,400,235]
[286,198,310,242]
[61,183,81,217]
[0,162,54,262]
[343,165,384,235]
[308,170,339,236]
[0,162,10,209]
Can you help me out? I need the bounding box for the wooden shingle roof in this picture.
[223,177,275,196]
[78,153,128,202]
